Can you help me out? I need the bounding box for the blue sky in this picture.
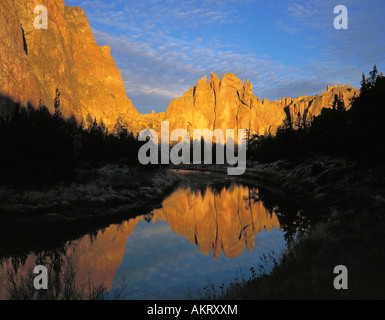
[66,0,385,113]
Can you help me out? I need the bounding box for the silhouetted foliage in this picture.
[53,88,62,119]
[248,66,385,164]
[0,96,144,186]
[350,65,385,163]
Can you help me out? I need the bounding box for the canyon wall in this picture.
[0,0,138,130]
[161,73,359,137]
[0,0,360,136]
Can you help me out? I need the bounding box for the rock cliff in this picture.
[0,0,138,130]
[0,0,360,136]
[162,73,359,137]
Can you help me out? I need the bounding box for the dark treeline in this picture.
[0,93,143,186]
[248,66,385,164]
[1,66,383,185]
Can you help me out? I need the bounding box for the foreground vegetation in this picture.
[3,256,133,300]
[0,89,145,186]
[199,67,385,299]
[248,66,385,165]
[0,165,180,258]
[1,67,384,300]
[197,158,385,300]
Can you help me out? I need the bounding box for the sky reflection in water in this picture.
[112,183,286,300]
[0,183,286,300]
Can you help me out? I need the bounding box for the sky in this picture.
[66,0,385,114]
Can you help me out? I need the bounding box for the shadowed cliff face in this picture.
[0,0,138,130]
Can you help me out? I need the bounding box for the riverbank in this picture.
[0,164,181,258]
[2,156,385,300]
[206,155,385,299]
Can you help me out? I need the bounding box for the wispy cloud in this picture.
[66,0,385,113]
[275,0,385,79]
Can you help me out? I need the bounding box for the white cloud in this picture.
[65,0,385,113]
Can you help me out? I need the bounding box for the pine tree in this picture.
[369,65,378,87]
[85,113,93,128]
[54,88,62,118]
[361,73,367,92]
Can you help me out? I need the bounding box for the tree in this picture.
[361,73,368,93]
[98,119,107,135]
[361,65,379,92]
[53,88,62,119]
[369,65,378,87]
[85,113,93,128]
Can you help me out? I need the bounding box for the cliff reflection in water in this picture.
[151,184,281,259]
[0,218,142,299]
[0,183,282,299]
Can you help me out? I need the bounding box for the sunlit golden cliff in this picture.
[0,0,359,135]
[0,0,138,130]
[158,74,359,137]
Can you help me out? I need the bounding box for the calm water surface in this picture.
[0,181,287,300]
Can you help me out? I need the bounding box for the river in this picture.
[0,170,305,300]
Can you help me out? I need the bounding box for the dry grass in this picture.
[193,160,385,300]
[2,258,133,300]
